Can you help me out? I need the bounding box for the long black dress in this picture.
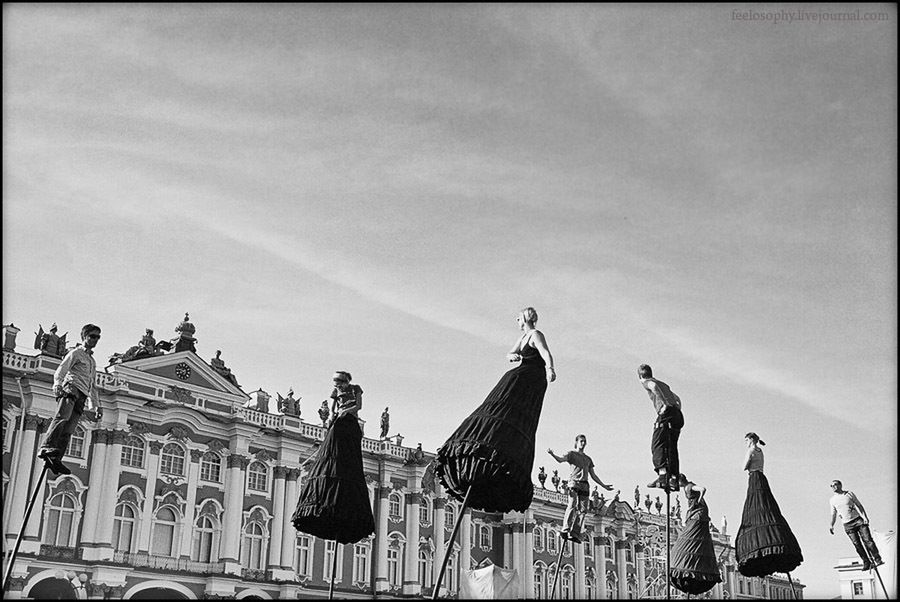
[670,486,723,595]
[735,470,803,576]
[291,385,375,544]
[435,342,548,513]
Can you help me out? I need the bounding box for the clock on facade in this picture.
[174,362,192,381]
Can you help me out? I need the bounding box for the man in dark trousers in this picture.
[829,480,884,571]
[38,323,103,475]
[548,434,613,542]
[638,364,684,491]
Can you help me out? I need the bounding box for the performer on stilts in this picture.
[4,323,103,593]
[433,307,555,598]
[291,371,375,598]
[829,480,884,570]
[735,433,803,582]
[39,323,104,475]
[637,364,684,492]
[547,435,613,543]
[668,474,723,595]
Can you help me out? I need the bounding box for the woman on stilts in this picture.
[432,307,555,597]
[291,371,375,598]
[735,433,803,585]
[668,474,723,595]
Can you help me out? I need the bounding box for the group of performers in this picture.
[35,314,886,599]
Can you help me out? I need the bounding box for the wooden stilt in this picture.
[872,564,890,599]
[548,536,567,600]
[786,572,797,599]
[432,485,472,600]
[328,543,339,600]
[666,486,672,601]
[2,463,50,592]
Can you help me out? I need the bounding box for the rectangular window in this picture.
[853,581,864,596]
[387,548,400,586]
[324,541,342,582]
[353,543,369,583]
[296,535,312,576]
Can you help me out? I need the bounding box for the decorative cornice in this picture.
[91,429,110,445]
[207,439,227,453]
[253,449,275,463]
[109,429,129,445]
[149,440,164,454]
[190,449,204,462]
[23,413,43,431]
[286,468,302,481]
[227,454,249,470]
[167,425,190,442]
[407,492,424,505]
[433,498,447,510]
[274,465,290,479]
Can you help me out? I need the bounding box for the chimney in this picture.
[3,324,20,351]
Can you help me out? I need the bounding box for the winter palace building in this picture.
[1,317,804,599]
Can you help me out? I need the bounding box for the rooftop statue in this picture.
[277,388,301,416]
[210,350,240,387]
[34,323,67,358]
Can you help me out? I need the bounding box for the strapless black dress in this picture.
[435,345,548,513]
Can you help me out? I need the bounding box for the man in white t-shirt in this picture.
[829,479,883,571]
[548,434,613,542]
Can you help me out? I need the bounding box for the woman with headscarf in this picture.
[735,432,803,579]
[291,371,375,545]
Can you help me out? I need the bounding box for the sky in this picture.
[2,4,896,597]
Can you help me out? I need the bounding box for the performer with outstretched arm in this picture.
[291,371,375,561]
[637,364,684,491]
[433,307,554,598]
[38,323,104,475]
[735,433,803,581]
[829,479,884,570]
[669,474,723,595]
[547,434,613,542]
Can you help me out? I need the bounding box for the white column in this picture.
[93,429,124,559]
[523,510,535,600]
[5,415,41,549]
[636,542,646,599]
[433,496,447,596]
[179,448,202,559]
[280,469,300,570]
[616,538,628,599]
[575,533,586,599]
[137,440,162,553]
[460,508,472,572]
[403,491,421,595]
[596,535,608,600]
[79,430,109,555]
[267,466,287,569]
[220,454,248,573]
[375,485,391,592]
[503,524,513,568]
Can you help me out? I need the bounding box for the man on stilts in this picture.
[829,479,888,594]
[638,364,684,492]
[547,435,613,543]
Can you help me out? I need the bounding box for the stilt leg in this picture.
[666,486,672,601]
[872,565,890,599]
[549,537,566,600]
[786,572,797,599]
[328,542,338,600]
[2,463,50,592]
[432,485,472,600]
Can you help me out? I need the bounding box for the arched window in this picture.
[160,443,185,476]
[296,534,313,576]
[121,435,145,468]
[112,503,137,552]
[548,529,558,554]
[444,502,456,531]
[241,521,267,569]
[387,538,403,587]
[533,526,545,552]
[419,497,432,526]
[480,525,492,550]
[389,492,403,520]
[418,550,432,587]
[192,514,219,562]
[561,566,574,599]
[151,506,179,556]
[200,452,222,482]
[247,461,268,492]
[585,576,595,599]
[44,492,77,546]
[353,541,370,584]
[534,562,547,598]
[323,540,343,582]
[65,425,86,458]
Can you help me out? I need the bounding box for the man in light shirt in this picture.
[38,323,103,475]
[548,434,613,542]
[638,364,685,492]
[829,479,883,571]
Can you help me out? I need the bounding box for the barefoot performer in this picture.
[433,307,555,598]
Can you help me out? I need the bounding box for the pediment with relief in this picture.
[106,351,247,399]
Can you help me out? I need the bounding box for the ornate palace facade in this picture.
[1,318,803,599]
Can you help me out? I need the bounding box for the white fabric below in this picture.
[459,564,521,599]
